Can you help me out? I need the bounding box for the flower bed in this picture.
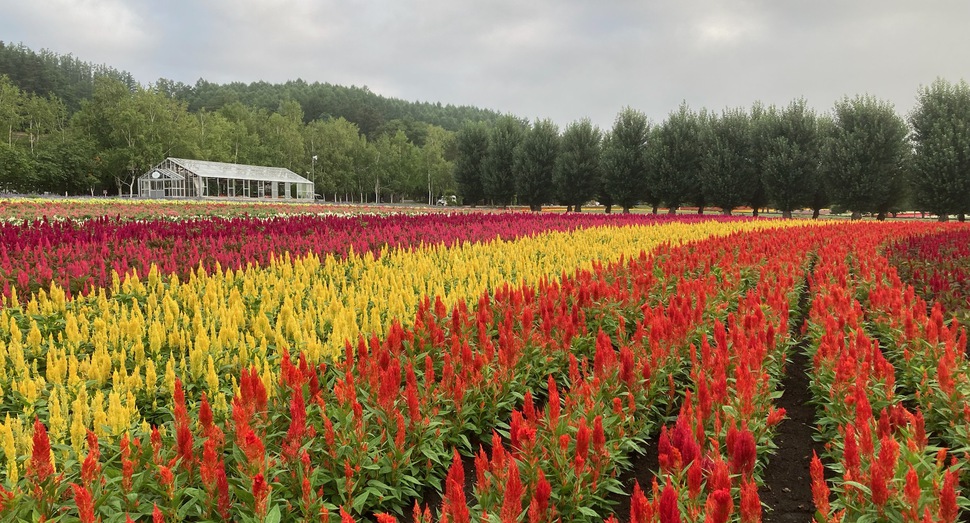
[1,214,969,522]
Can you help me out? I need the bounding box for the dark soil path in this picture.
[608,432,660,522]
[759,342,825,522]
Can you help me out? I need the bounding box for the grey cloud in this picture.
[1,1,968,128]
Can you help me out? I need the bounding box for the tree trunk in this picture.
[722,208,732,216]
[752,208,760,217]
[697,206,705,214]
[782,209,793,219]
[622,206,631,214]
[530,204,542,212]
[575,204,583,213]
[876,211,886,221]
[938,214,949,222]
[812,208,820,219]
[604,204,612,214]
[566,205,573,213]
[667,206,677,215]
[652,204,659,214]
[959,213,966,222]
[851,210,862,220]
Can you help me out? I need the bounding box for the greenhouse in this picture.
[138,158,314,200]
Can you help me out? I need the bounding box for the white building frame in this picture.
[138,158,314,200]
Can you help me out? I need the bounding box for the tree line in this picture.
[0,74,463,203]
[455,80,970,220]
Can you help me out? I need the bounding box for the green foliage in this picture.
[651,103,703,212]
[0,141,33,192]
[699,107,757,214]
[601,107,649,213]
[909,78,970,219]
[514,118,560,211]
[454,122,490,205]
[823,95,911,219]
[483,115,526,206]
[555,118,602,211]
[756,99,823,218]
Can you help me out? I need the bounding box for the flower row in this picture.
[0,217,803,520]
[803,224,964,522]
[0,219,789,471]
[0,211,745,300]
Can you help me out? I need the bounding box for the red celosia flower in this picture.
[158,465,175,501]
[283,388,307,461]
[659,478,681,523]
[707,455,731,492]
[217,465,231,520]
[241,428,266,472]
[375,514,398,523]
[441,450,469,523]
[842,425,861,480]
[200,437,221,502]
[121,434,134,494]
[153,503,164,523]
[739,478,761,523]
[575,419,590,466]
[703,488,733,523]
[531,469,551,519]
[72,483,98,523]
[766,407,786,427]
[28,418,54,485]
[340,506,356,523]
[870,459,889,506]
[252,473,271,518]
[809,452,830,517]
[199,392,213,433]
[658,426,673,472]
[592,415,606,459]
[728,426,756,477]
[151,426,163,464]
[547,375,561,425]
[630,481,653,523]
[81,430,102,486]
[501,460,524,523]
[939,469,958,523]
[688,462,703,500]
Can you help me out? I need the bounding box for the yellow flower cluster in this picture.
[0,218,809,471]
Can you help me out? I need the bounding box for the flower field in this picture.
[0,203,968,522]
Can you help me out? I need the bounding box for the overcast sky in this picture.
[2,1,969,129]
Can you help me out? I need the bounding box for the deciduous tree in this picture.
[515,118,560,211]
[757,99,823,218]
[454,122,489,206]
[910,78,970,221]
[824,95,911,220]
[602,107,649,213]
[483,115,526,206]
[555,118,601,212]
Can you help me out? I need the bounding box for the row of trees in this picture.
[454,79,970,220]
[0,41,502,137]
[0,75,458,202]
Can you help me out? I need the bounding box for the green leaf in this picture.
[265,505,282,523]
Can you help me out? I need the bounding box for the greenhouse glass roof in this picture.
[169,158,311,184]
